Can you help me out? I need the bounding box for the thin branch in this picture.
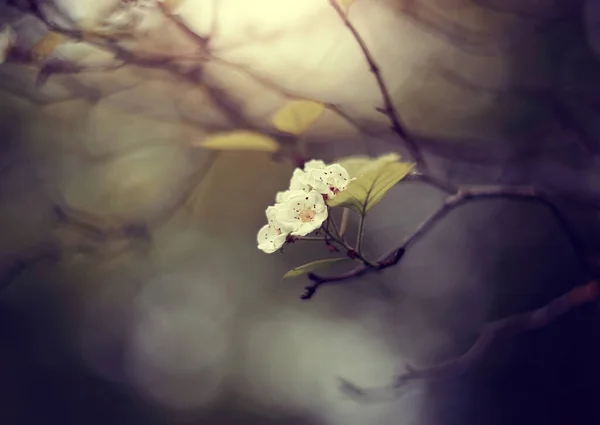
[340,280,600,401]
[0,241,60,293]
[327,0,425,169]
[302,264,367,300]
[207,54,381,154]
[437,66,599,156]
[303,184,593,298]
[155,1,210,49]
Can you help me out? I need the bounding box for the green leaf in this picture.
[271,100,324,135]
[282,257,351,279]
[196,131,279,152]
[327,153,414,214]
[336,153,402,178]
[334,155,371,179]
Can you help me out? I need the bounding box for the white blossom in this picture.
[305,163,352,200]
[276,190,328,236]
[257,205,292,254]
[288,167,312,192]
[288,161,352,200]
[275,190,292,203]
[303,159,326,171]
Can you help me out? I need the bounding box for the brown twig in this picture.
[302,184,593,299]
[340,280,600,401]
[328,0,425,169]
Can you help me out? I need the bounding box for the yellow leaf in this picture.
[282,258,351,279]
[328,153,414,214]
[271,100,324,135]
[197,131,279,153]
[187,152,294,239]
[339,0,356,12]
[160,0,186,13]
[0,25,15,64]
[31,32,65,62]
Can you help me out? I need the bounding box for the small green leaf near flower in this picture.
[282,257,352,279]
[327,154,414,214]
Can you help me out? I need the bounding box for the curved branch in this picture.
[340,280,600,401]
[303,184,593,299]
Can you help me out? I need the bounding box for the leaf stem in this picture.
[322,212,376,268]
[328,211,345,243]
[339,208,349,237]
[355,213,365,254]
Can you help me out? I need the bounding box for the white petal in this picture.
[266,205,294,232]
[266,205,281,221]
[304,159,326,171]
[257,224,288,254]
[304,163,351,199]
[313,207,328,225]
[289,168,311,191]
[275,190,291,203]
[326,163,350,180]
[291,223,316,237]
[291,212,327,236]
[277,189,328,235]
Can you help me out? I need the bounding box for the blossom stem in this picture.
[324,213,377,268]
[328,213,345,243]
[297,236,325,241]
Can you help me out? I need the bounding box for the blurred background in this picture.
[1,0,600,424]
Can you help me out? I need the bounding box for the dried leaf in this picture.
[31,32,65,62]
[328,153,414,214]
[271,100,324,135]
[197,131,279,152]
[282,257,351,279]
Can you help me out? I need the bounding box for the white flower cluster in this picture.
[257,160,352,253]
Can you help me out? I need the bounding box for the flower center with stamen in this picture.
[299,208,316,223]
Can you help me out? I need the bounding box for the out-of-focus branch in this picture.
[437,66,598,155]
[48,150,220,242]
[340,280,600,401]
[0,149,221,295]
[0,241,60,292]
[5,0,210,83]
[327,0,425,169]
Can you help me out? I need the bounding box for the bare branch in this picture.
[340,280,600,401]
[327,0,425,169]
[0,241,60,292]
[303,184,593,298]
